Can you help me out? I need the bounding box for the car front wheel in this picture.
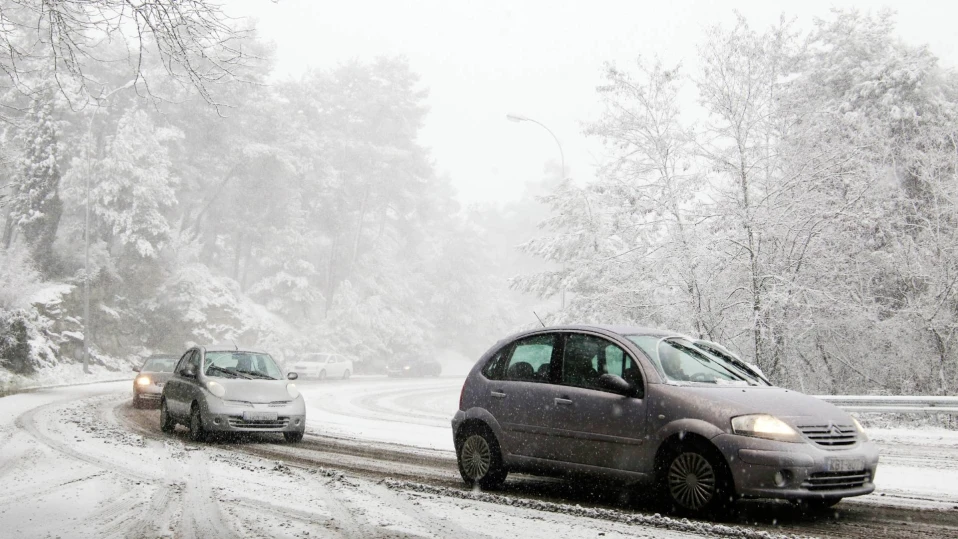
[284,431,305,443]
[160,399,175,433]
[318,369,327,380]
[660,441,733,516]
[456,426,507,489]
[188,404,207,442]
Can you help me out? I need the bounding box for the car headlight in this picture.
[287,383,300,399]
[851,416,869,441]
[207,381,226,398]
[731,414,802,443]
[403,366,411,370]
[136,376,151,386]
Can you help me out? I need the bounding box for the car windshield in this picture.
[627,335,764,386]
[141,357,175,372]
[205,351,282,380]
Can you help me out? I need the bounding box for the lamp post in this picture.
[506,113,567,310]
[505,113,566,181]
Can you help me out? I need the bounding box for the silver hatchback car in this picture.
[452,325,879,516]
[161,346,306,442]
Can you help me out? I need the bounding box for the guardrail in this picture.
[816,395,958,414]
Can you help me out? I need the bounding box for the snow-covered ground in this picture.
[3,377,958,538]
[299,376,958,510]
[0,362,135,395]
[0,381,757,538]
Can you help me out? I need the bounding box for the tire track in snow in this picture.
[367,482,491,539]
[179,450,239,539]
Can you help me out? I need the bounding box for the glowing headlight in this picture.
[731,414,802,443]
[207,381,226,398]
[135,376,151,386]
[851,416,869,441]
[287,383,300,399]
[403,366,411,370]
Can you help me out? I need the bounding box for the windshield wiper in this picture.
[207,364,252,379]
[234,369,276,380]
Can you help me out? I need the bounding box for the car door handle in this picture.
[491,391,506,399]
[554,398,573,406]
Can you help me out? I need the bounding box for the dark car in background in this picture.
[387,356,442,377]
[452,325,878,517]
[132,355,177,408]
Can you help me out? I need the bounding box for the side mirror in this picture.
[598,373,634,395]
[132,365,140,372]
[287,372,298,380]
[181,365,197,378]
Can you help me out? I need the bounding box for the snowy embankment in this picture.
[299,376,958,511]
[0,362,135,396]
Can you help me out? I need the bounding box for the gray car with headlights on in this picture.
[160,346,306,443]
[452,325,878,517]
[132,355,177,408]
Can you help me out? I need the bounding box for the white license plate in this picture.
[827,458,864,472]
[242,411,278,421]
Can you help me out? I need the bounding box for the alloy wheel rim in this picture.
[461,435,492,480]
[668,452,716,510]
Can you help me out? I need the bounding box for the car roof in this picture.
[203,345,271,355]
[511,324,685,339]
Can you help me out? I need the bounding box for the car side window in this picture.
[562,334,643,393]
[504,334,556,382]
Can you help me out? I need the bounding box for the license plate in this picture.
[827,458,864,472]
[242,411,278,421]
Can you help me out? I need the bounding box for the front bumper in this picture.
[133,384,164,401]
[201,398,306,433]
[713,433,880,500]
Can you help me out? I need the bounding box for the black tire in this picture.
[342,369,351,380]
[456,425,507,489]
[132,395,142,409]
[318,369,327,380]
[658,439,734,517]
[188,404,207,442]
[284,431,305,443]
[159,399,175,433]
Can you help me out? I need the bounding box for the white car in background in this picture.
[292,353,353,380]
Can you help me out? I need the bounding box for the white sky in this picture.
[226,0,958,206]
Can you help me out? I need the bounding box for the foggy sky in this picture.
[226,0,958,206]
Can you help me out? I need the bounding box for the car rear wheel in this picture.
[342,369,351,379]
[660,440,733,516]
[188,404,207,442]
[159,399,175,433]
[457,426,507,489]
[284,431,304,443]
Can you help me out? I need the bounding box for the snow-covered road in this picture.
[0,381,747,539]
[3,379,958,538]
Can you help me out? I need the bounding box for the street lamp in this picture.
[505,113,566,181]
[506,112,567,310]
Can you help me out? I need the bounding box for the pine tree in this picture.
[5,97,63,276]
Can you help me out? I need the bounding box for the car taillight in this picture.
[459,383,466,410]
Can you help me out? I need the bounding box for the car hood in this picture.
[140,372,173,384]
[666,385,852,425]
[213,379,293,403]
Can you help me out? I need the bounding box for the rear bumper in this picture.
[712,434,880,500]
